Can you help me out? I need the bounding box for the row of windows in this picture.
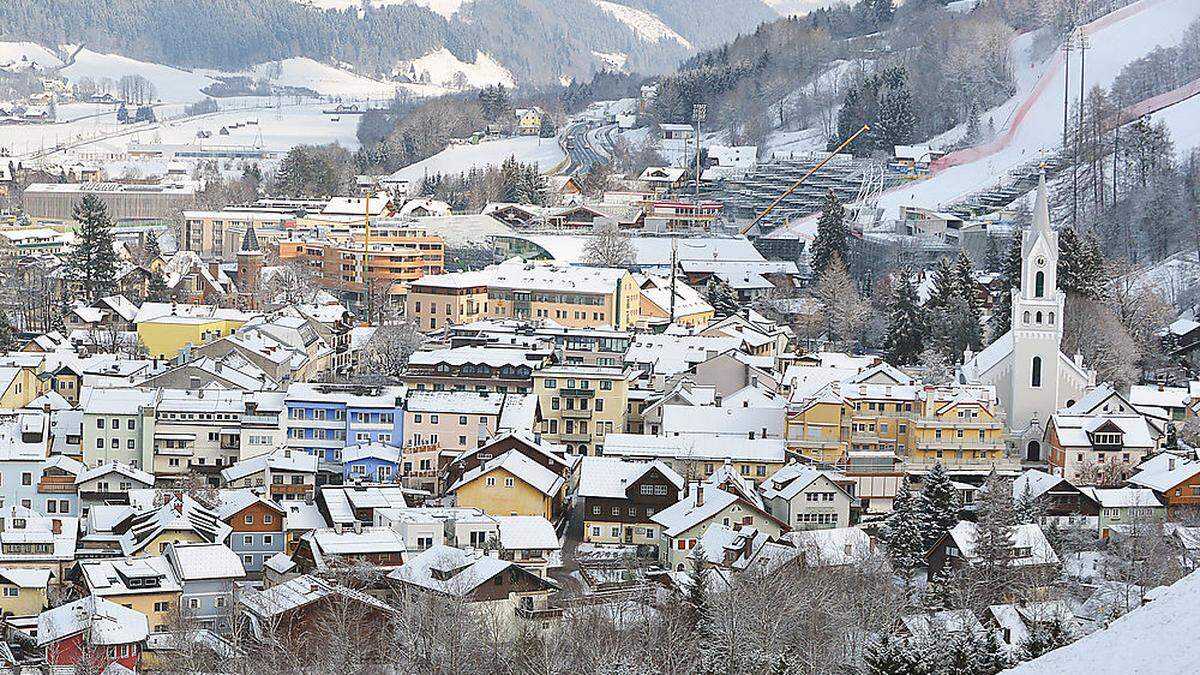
[542,379,614,391]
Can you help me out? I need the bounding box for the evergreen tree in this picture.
[68,194,118,303]
[876,69,916,148]
[1014,480,1045,525]
[926,258,958,311]
[917,463,961,548]
[1019,614,1073,660]
[146,268,171,303]
[863,633,933,675]
[988,235,1023,341]
[881,482,928,575]
[704,277,740,317]
[884,272,924,365]
[930,295,982,363]
[810,190,848,276]
[0,314,14,353]
[973,473,1018,605]
[977,629,1010,674]
[143,232,161,264]
[955,251,981,313]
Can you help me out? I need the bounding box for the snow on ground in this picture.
[398,49,515,89]
[592,51,629,73]
[1122,249,1200,307]
[60,49,218,103]
[0,42,63,71]
[389,136,566,181]
[874,0,1200,219]
[591,0,693,49]
[762,128,826,158]
[214,58,448,100]
[1005,569,1200,675]
[1149,89,1200,159]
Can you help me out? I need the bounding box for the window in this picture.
[20,473,30,486]
[244,535,253,545]
[244,515,254,525]
[97,418,105,429]
[486,477,496,487]
[2,588,17,597]
[1035,270,1045,297]
[459,416,468,425]
[1031,356,1042,388]
[263,535,273,545]
[215,596,226,608]
[154,601,170,612]
[188,598,200,609]
[504,477,514,488]
[591,526,600,537]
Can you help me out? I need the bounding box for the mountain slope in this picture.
[0,0,778,86]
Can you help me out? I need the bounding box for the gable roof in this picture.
[38,597,148,647]
[448,450,565,497]
[577,457,683,499]
[387,545,553,597]
[944,521,1059,567]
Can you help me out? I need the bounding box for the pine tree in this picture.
[881,482,928,575]
[143,232,161,264]
[863,633,933,675]
[704,277,740,317]
[146,268,170,303]
[876,70,916,148]
[884,272,924,365]
[954,251,981,313]
[1015,480,1045,525]
[0,314,14,353]
[918,463,961,548]
[810,190,848,276]
[973,473,1018,605]
[68,194,118,303]
[1019,614,1072,660]
[926,258,958,311]
[988,235,1023,342]
[977,628,1010,674]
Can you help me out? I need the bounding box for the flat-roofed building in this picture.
[24,182,198,222]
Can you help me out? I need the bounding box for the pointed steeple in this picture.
[239,223,262,255]
[1032,170,1053,243]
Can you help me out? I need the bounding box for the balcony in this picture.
[560,388,595,398]
[561,408,593,419]
[557,432,592,443]
[515,605,564,620]
[38,477,76,493]
[903,455,1021,473]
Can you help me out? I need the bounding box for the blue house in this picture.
[163,542,247,632]
[342,443,403,483]
[284,384,404,463]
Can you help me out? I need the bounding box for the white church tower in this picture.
[1009,173,1064,441]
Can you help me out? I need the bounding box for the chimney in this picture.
[1170,457,1177,471]
[1158,383,1165,392]
[695,485,705,507]
[353,521,363,534]
[334,523,344,534]
[208,260,221,279]
[310,583,320,594]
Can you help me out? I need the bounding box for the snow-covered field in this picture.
[388,136,566,181]
[61,48,218,102]
[874,0,1200,219]
[0,42,63,71]
[398,49,515,90]
[763,0,850,15]
[591,0,692,49]
[209,58,448,100]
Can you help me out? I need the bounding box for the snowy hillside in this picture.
[61,49,218,103]
[389,136,566,182]
[0,42,63,71]
[398,49,515,90]
[591,1,693,49]
[225,58,448,99]
[873,0,1200,220]
[762,0,850,15]
[294,0,464,17]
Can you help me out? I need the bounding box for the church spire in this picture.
[1032,170,1053,244]
[239,223,262,254]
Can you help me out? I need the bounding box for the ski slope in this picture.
[875,0,1200,219]
[388,136,566,182]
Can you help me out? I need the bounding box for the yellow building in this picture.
[78,557,182,634]
[406,262,640,332]
[134,302,256,360]
[635,273,714,328]
[603,433,788,485]
[786,362,1010,471]
[533,365,635,457]
[516,107,544,135]
[0,361,44,408]
[0,568,51,616]
[448,449,566,519]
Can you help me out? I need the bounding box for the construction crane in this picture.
[739,124,871,236]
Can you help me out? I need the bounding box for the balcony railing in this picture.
[515,605,564,620]
[561,408,592,419]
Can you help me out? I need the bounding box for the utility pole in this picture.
[1073,28,1089,232]
[363,190,373,324]
[1113,117,1120,206]
[669,238,678,324]
[693,103,706,202]
[1062,34,1074,151]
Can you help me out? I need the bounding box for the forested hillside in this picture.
[0,0,775,85]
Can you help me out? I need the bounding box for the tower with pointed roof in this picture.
[237,223,264,308]
[958,173,1095,464]
[1009,173,1064,449]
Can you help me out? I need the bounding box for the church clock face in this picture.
[1036,256,1046,267]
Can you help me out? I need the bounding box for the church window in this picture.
[1031,356,1042,388]
[1023,311,1030,324]
[1035,271,1045,297]
[1036,311,1042,324]
[1048,312,1055,324]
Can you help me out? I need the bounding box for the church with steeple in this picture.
[959,174,1095,462]
[236,222,264,309]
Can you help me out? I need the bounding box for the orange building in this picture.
[278,226,444,305]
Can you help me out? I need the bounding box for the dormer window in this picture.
[1093,431,1122,446]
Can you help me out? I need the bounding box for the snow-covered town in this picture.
[1,0,1200,673]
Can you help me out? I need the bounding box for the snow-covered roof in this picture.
[240,574,391,619]
[0,567,51,588]
[1005,569,1200,675]
[213,488,284,521]
[165,542,247,581]
[407,346,539,369]
[76,461,155,487]
[1081,487,1163,509]
[1011,468,1067,501]
[307,526,406,556]
[577,456,683,499]
[945,521,1059,567]
[760,465,850,502]
[341,442,403,465]
[784,527,874,567]
[651,486,741,537]
[496,516,559,550]
[603,433,787,463]
[221,448,316,483]
[448,450,565,496]
[81,556,181,596]
[1128,384,1189,410]
[1050,412,1158,449]
[660,404,784,438]
[38,596,148,647]
[405,391,507,415]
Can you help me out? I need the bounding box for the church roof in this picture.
[1023,172,1054,259]
[239,223,262,254]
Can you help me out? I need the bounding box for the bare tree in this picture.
[582,223,635,268]
[358,320,425,380]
